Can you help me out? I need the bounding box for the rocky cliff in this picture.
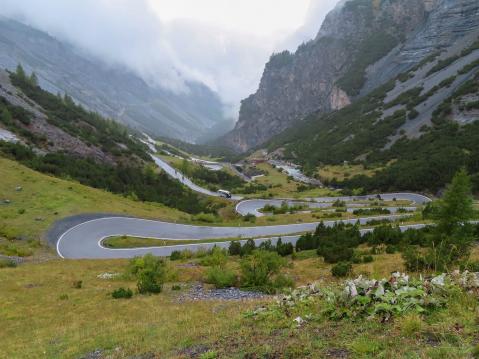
[224,0,479,152]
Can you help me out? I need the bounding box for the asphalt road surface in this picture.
[56,214,426,259]
[235,193,430,217]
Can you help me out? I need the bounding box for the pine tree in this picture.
[431,168,475,270]
[1,107,12,125]
[29,72,39,87]
[16,64,26,80]
[436,168,474,235]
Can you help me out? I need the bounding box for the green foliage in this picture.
[362,255,374,263]
[0,141,213,214]
[242,213,256,223]
[436,169,474,234]
[192,213,217,223]
[128,254,167,294]
[331,262,352,277]
[267,51,293,69]
[240,250,290,292]
[352,208,391,216]
[228,241,242,256]
[275,238,294,257]
[178,161,245,192]
[0,258,17,268]
[111,287,133,299]
[198,247,228,267]
[240,239,256,257]
[205,266,237,288]
[261,201,307,215]
[337,28,400,96]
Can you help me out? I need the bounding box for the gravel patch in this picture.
[178,283,268,302]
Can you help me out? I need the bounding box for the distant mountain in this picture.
[0,17,232,142]
[224,0,479,152]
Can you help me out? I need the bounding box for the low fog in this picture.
[0,0,338,115]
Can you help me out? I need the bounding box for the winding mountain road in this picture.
[51,136,432,259]
[55,214,426,259]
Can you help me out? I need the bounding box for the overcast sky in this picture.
[0,0,338,116]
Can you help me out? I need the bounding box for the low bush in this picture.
[128,254,167,294]
[170,251,182,261]
[111,287,133,299]
[362,255,374,263]
[276,238,294,257]
[331,262,352,278]
[199,247,228,267]
[240,250,290,292]
[228,241,242,256]
[205,266,237,288]
[72,280,83,289]
[0,258,17,268]
[243,213,256,223]
[193,213,217,223]
[240,239,256,257]
[169,249,193,261]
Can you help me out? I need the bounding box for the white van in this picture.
[218,189,232,199]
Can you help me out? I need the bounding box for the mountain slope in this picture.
[0,68,216,214]
[0,17,230,142]
[224,0,479,152]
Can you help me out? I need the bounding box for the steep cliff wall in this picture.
[225,0,479,153]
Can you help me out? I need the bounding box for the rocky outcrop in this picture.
[224,0,430,152]
[0,69,114,164]
[329,86,351,110]
[225,0,479,152]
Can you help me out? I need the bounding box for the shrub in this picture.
[199,247,228,267]
[331,262,352,278]
[362,255,374,263]
[112,287,133,299]
[128,254,167,294]
[272,273,295,290]
[240,239,256,257]
[169,249,193,261]
[72,280,83,289]
[385,245,396,254]
[258,239,275,252]
[205,266,237,288]
[193,212,217,223]
[240,250,288,292]
[0,258,17,268]
[170,250,182,261]
[276,239,294,257]
[228,241,242,256]
[171,284,181,291]
[243,213,256,223]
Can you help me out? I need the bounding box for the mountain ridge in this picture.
[224,0,479,152]
[0,17,232,142]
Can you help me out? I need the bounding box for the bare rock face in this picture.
[329,86,351,111]
[0,69,114,164]
[224,0,477,152]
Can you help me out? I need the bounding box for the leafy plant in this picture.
[331,262,352,277]
[240,250,290,292]
[112,287,133,299]
[128,254,167,294]
[205,266,237,288]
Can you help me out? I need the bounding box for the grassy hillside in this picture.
[1,246,478,358]
[0,156,188,242]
